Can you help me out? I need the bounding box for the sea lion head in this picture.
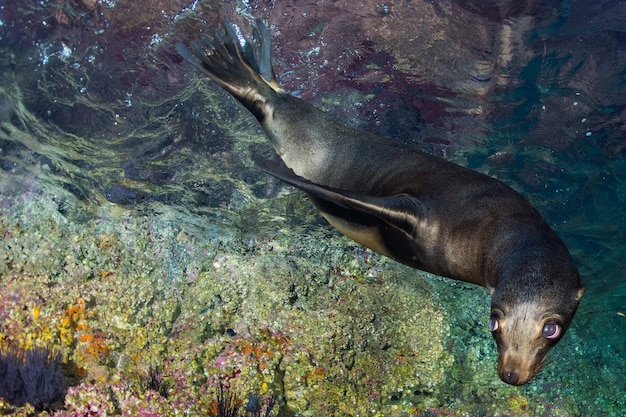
[487,252,585,385]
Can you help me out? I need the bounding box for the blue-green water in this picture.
[0,0,624,415]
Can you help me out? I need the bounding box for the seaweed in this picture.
[0,344,67,410]
[215,383,239,417]
[212,383,277,417]
[140,364,172,398]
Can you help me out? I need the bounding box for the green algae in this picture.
[2,170,611,416]
[0,180,452,415]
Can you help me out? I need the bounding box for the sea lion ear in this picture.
[576,286,586,301]
[486,282,496,295]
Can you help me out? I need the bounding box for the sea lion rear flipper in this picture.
[253,154,425,239]
[176,20,283,123]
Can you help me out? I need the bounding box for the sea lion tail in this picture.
[176,19,282,120]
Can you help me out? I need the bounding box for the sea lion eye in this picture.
[489,315,499,332]
[542,322,562,340]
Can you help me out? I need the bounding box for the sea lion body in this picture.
[258,96,538,285]
[177,20,585,385]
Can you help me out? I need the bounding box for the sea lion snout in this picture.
[495,317,568,384]
[489,302,547,385]
[497,356,542,386]
[494,338,550,386]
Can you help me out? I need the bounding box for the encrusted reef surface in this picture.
[1,171,619,416]
[0,173,448,416]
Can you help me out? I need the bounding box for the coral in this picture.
[0,344,67,410]
[166,235,454,416]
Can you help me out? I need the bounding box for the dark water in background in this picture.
[0,0,625,413]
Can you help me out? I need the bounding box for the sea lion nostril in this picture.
[503,371,519,385]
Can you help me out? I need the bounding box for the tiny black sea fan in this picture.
[0,344,67,410]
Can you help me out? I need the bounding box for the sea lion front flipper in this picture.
[253,154,425,239]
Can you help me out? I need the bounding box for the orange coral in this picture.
[80,332,110,360]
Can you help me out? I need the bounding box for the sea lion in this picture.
[176,20,585,386]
